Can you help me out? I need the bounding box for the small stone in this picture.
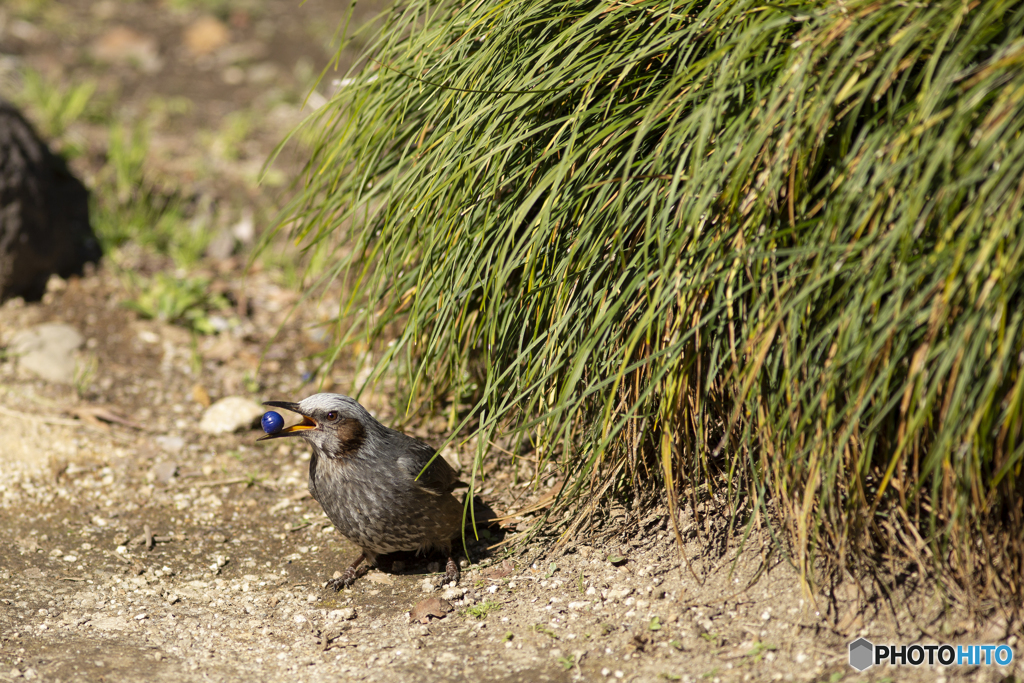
[420,579,436,594]
[442,587,466,601]
[154,436,185,454]
[91,616,128,631]
[184,16,230,56]
[91,26,161,72]
[232,209,255,244]
[150,461,178,484]
[198,396,264,434]
[604,586,632,601]
[8,323,84,383]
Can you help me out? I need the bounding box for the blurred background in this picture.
[0,0,382,298]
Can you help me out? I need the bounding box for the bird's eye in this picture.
[326,411,339,421]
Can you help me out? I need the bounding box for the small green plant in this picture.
[244,472,266,487]
[165,0,231,15]
[242,372,261,394]
[745,641,777,664]
[545,562,557,578]
[501,631,513,643]
[17,68,96,140]
[212,110,254,162]
[124,273,229,334]
[699,632,720,646]
[531,624,558,640]
[556,654,575,671]
[466,601,501,619]
[648,616,662,631]
[73,354,98,398]
[659,674,681,681]
[107,119,149,203]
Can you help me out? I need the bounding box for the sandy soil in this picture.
[0,1,1021,682]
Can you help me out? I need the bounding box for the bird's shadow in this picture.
[374,496,507,578]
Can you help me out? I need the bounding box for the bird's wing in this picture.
[396,434,460,495]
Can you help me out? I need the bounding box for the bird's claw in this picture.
[325,568,358,591]
[443,557,460,586]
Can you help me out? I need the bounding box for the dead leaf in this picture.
[410,597,452,624]
[482,559,515,579]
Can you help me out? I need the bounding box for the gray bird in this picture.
[257,393,463,589]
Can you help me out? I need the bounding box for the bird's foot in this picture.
[443,556,461,586]
[325,567,358,591]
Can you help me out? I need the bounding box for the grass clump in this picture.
[466,600,502,619]
[279,0,1024,613]
[123,272,230,335]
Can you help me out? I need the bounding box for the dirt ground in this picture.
[0,1,1021,682]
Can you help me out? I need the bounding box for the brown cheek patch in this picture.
[334,418,366,458]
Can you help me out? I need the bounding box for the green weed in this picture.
[466,601,501,619]
[14,68,97,154]
[124,273,229,335]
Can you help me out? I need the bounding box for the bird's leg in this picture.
[443,555,460,586]
[326,552,366,591]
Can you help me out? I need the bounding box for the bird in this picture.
[257,393,464,590]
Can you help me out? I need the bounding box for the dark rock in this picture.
[0,99,100,302]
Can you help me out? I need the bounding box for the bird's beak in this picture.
[257,401,318,441]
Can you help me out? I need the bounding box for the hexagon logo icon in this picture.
[849,638,874,671]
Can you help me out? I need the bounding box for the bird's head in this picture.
[258,393,369,459]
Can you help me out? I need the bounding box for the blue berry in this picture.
[262,411,284,434]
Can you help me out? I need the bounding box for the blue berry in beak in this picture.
[262,411,284,434]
